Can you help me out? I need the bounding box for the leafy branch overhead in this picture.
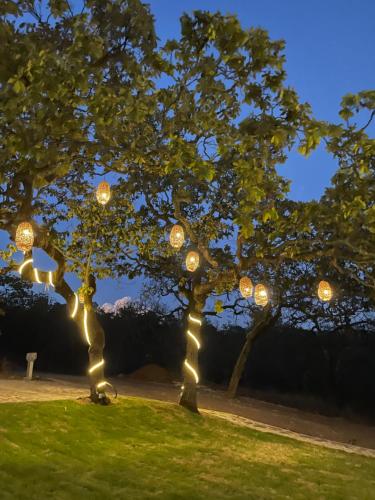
[0,1,373,406]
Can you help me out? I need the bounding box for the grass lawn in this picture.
[0,397,375,499]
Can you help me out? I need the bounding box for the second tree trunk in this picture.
[179,301,203,413]
[227,305,280,399]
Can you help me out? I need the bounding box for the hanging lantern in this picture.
[96,181,111,205]
[78,291,85,304]
[186,251,199,272]
[318,280,332,302]
[254,284,268,307]
[169,224,185,249]
[239,277,253,298]
[15,222,34,253]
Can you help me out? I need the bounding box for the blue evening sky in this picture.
[2,0,374,306]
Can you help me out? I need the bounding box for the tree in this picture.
[322,91,375,293]
[126,11,313,412]
[0,0,160,402]
[247,91,375,295]
[226,259,375,398]
[225,91,375,399]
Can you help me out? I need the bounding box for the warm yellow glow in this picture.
[187,329,201,350]
[96,181,111,205]
[15,222,34,253]
[254,284,268,307]
[184,360,199,384]
[71,293,79,319]
[169,224,185,249]
[83,307,91,346]
[48,271,54,288]
[186,251,199,272]
[182,313,202,389]
[239,276,253,298]
[318,280,332,302]
[78,291,85,304]
[97,381,107,389]
[89,359,104,374]
[188,314,202,326]
[34,268,42,284]
[18,258,33,275]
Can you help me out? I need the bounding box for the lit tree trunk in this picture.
[15,251,110,404]
[227,305,281,399]
[78,303,108,403]
[179,292,205,413]
[75,272,110,405]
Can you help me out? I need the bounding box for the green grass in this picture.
[0,398,375,499]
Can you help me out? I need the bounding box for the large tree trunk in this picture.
[227,305,281,399]
[11,234,112,404]
[79,306,109,404]
[179,295,204,413]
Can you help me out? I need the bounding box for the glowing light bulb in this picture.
[170,224,185,249]
[186,251,199,272]
[15,222,34,253]
[318,280,332,302]
[239,277,253,298]
[96,181,111,205]
[254,284,268,307]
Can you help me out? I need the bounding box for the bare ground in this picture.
[1,373,375,457]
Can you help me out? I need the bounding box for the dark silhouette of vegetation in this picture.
[1,279,374,418]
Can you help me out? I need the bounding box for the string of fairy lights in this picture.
[15,181,111,396]
[13,181,333,397]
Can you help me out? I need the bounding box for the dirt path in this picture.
[1,373,375,456]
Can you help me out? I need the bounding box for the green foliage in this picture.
[0,3,373,317]
[214,300,224,314]
[0,0,161,291]
[123,10,315,314]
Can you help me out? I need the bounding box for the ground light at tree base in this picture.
[169,224,185,249]
[96,181,111,206]
[186,251,199,272]
[15,222,34,253]
[318,280,333,302]
[254,284,269,307]
[239,276,254,298]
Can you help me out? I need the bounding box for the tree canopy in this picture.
[0,1,373,409]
